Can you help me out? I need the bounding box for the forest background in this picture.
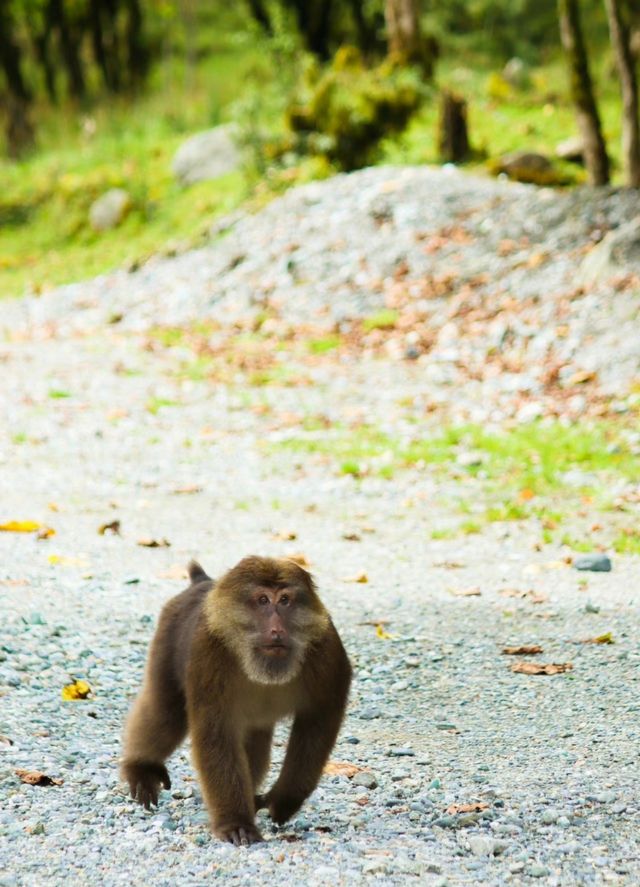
[0,0,638,298]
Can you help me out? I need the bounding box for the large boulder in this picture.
[89,188,131,232]
[580,216,640,284]
[172,125,241,186]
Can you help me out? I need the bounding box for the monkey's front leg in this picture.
[191,720,263,846]
[258,709,343,825]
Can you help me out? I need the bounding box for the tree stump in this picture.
[438,91,469,163]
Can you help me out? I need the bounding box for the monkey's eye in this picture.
[258,594,269,606]
[279,594,290,606]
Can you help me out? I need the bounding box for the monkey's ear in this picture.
[187,560,211,585]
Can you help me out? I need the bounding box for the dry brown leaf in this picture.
[510,661,573,675]
[271,530,298,541]
[36,526,56,540]
[343,572,368,583]
[98,520,121,536]
[137,537,171,548]
[323,761,364,778]
[449,586,482,597]
[172,484,203,495]
[446,802,489,815]
[342,532,361,542]
[355,797,370,806]
[157,564,188,580]
[16,769,63,787]
[433,561,465,569]
[580,632,614,645]
[359,619,391,627]
[502,645,543,655]
[287,552,310,567]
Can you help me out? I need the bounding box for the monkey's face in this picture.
[208,557,331,686]
[242,586,308,684]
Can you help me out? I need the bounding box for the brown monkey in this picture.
[121,557,352,846]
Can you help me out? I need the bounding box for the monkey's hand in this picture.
[123,761,171,810]
[255,790,302,825]
[214,821,264,847]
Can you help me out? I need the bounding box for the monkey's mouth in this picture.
[260,644,290,659]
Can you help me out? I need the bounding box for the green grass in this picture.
[146,396,181,415]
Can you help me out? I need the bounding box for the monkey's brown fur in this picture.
[121,557,352,846]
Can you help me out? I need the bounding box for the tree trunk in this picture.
[385,0,432,74]
[50,0,86,99]
[125,0,150,87]
[286,0,334,59]
[438,91,470,162]
[245,0,273,35]
[604,0,640,186]
[558,0,610,185]
[0,7,35,155]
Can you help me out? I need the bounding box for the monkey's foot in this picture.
[122,761,171,810]
[214,821,264,847]
[255,790,301,825]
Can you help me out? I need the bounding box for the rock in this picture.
[556,136,584,164]
[502,58,531,88]
[468,835,496,856]
[526,864,550,878]
[89,189,131,232]
[574,554,612,572]
[580,216,640,284]
[352,771,378,790]
[172,125,241,186]
[494,151,554,184]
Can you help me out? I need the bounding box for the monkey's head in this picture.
[206,556,330,685]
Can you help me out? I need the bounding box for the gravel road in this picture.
[1,167,639,886]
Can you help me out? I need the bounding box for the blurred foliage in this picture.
[235,46,426,173]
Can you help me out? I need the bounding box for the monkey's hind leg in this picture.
[121,689,187,809]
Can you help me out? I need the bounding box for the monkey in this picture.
[121,556,352,846]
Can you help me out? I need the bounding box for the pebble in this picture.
[574,554,612,572]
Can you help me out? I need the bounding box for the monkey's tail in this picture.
[187,560,212,584]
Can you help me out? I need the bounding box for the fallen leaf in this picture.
[36,527,56,540]
[15,769,63,787]
[271,530,298,541]
[581,632,614,645]
[98,520,121,536]
[342,532,361,541]
[449,586,482,597]
[510,661,573,675]
[446,802,489,815]
[323,761,364,778]
[526,591,549,605]
[355,797,370,806]
[61,679,92,700]
[344,572,368,583]
[48,554,87,567]
[502,645,543,655]
[519,488,535,501]
[433,561,465,569]
[0,520,42,533]
[172,484,203,495]
[376,624,393,640]
[157,564,188,580]
[287,552,310,567]
[137,537,171,548]
[359,619,391,627]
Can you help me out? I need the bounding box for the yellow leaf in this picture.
[61,680,92,700]
[376,624,393,640]
[582,632,614,645]
[48,554,86,567]
[344,572,368,583]
[0,520,42,533]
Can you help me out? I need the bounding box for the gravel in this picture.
[1,166,639,885]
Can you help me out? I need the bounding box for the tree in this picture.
[604,0,640,186]
[385,0,433,74]
[558,0,610,185]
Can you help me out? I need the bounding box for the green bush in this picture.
[284,47,425,171]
